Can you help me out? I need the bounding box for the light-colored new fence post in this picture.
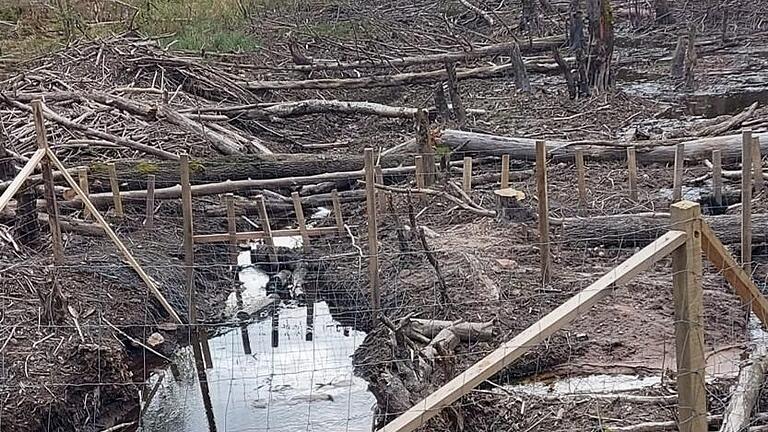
[107,162,123,217]
[501,154,510,189]
[670,200,707,432]
[331,189,345,235]
[291,192,311,253]
[364,148,380,319]
[255,195,278,265]
[463,156,472,193]
[536,140,551,284]
[673,143,685,202]
[712,150,723,207]
[627,146,638,201]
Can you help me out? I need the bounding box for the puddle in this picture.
[140,246,375,431]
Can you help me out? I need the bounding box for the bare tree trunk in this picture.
[510,42,532,92]
[684,25,698,90]
[654,0,675,24]
[670,35,687,79]
[553,48,577,99]
[587,0,614,92]
[444,61,467,128]
[433,83,451,124]
[569,2,590,96]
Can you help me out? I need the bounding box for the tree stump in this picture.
[494,188,532,223]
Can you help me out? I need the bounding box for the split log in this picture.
[559,213,768,247]
[243,61,560,91]
[409,318,496,342]
[285,37,565,71]
[719,345,768,432]
[431,129,768,164]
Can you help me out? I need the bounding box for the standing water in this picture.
[140,239,376,431]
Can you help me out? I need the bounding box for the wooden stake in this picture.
[414,155,426,201]
[32,101,64,265]
[364,148,380,318]
[575,149,587,209]
[673,143,685,202]
[712,150,723,207]
[415,109,436,185]
[78,167,90,219]
[226,193,237,264]
[291,191,311,253]
[627,146,638,201]
[331,189,344,235]
[256,195,278,265]
[670,200,707,432]
[501,154,510,189]
[107,162,123,217]
[742,130,753,273]
[46,149,183,324]
[462,156,472,193]
[180,154,213,368]
[752,136,764,195]
[145,175,155,229]
[536,140,551,284]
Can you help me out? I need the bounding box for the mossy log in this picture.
[86,153,408,192]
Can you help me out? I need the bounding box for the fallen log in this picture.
[408,318,496,342]
[157,105,245,155]
[719,345,768,432]
[286,37,565,71]
[243,61,560,91]
[83,154,404,192]
[431,129,768,164]
[559,212,768,247]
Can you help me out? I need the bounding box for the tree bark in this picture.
[510,42,532,92]
[408,318,496,342]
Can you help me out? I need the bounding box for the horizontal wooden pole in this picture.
[378,229,688,432]
[193,226,338,244]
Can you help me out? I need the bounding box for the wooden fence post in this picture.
[291,192,311,253]
[107,162,123,217]
[712,150,723,207]
[416,109,436,185]
[145,175,155,229]
[31,100,63,265]
[536,140,551,284]
[331,189,344,235]
[225,193,237,265]
[752,136,764,195]
[364,148,380,319]
[463,156,472,193]
[673,143,685,202]
[180,153,213,369]
[670,200,707,432]
[501,154,510,189]
[575,149,587,210]
[78,167,90,219]
[627,146,638,201]
[742,130,753,273]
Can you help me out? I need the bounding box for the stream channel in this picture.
[140,232,376,432]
